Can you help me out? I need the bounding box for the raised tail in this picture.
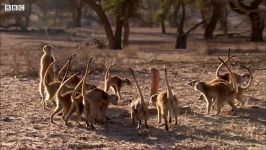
[215,55,236,79]
[218,57,238,93]
[82,57,93,98]
[58,53,76,81]
[105,63,115,81]
[57,72,80,98]
[129,68,144,104]
[43,61,56,88]
[240,65,253,90]
[164,66,173,99]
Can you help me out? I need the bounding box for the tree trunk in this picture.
[200,10,207,29]
[83,0,115,48]
[161,19,166,34]
[175,0,186,49]
[204,1,223,39]
[250,12,264,41]
[113,17,123,49]
[123,0,133,47]
[229,0,264,42]
[219,9,228,34]
[75,6,82,27]
[175,35,187,49]
[25,0,32,27]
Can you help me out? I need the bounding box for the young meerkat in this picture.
[50,72,81,124]
[64,57,93,126]
[82,60,118,129]
[104,64,131,100]
[193,55,237,101]
[150,66,178,131]
[128,68,149,129]
[216,49,250,84]
[234,65,253,107]
[195,57,251,107]
[194,57,238,115]
[39,44,55,102]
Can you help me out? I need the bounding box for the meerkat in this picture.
[64,77,84,126]
[50,72,81,124]
[104,64,131,100]
[193,57,238,115]
[149,66,178,131]
[63,56,93,126]
[128,68,149,129]
[82,61,118,129]
[57,54,80,86]
[39,44,55,102]
[42,54,76,109]
[216,49,250,84]
[194,55,237,101]
[195,57,251,108]
[235,65,253,107]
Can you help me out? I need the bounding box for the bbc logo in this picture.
[5,5,25,11]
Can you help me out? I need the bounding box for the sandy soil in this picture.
[0,28,265,149]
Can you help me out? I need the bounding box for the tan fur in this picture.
[42,54,77,109]
[150,66,178,131]
[235,65,253,107]
[104,64,131,100]
[50,72,81,124]
[82,58,118,129]
[129,68,148,129]
[39,45,54,102]
[193,57,238,115]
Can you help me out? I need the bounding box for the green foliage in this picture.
[103,0,127,17]
[190,0,212,9]
[155,0,174,22]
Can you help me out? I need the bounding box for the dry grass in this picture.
[0,28,265,149]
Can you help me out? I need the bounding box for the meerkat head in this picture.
[108,94,118,105]
[122,78,131,86]
[194,81,206,92]
[43,44,53,54]
[149,94,158,106]
[187,80,199,87]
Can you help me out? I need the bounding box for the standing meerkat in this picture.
[194,57,238,115]
[128,68,149,129]
[39,44,55,102]
[42,54,76,109]
[150,66,178,131]
[104,64,131,100]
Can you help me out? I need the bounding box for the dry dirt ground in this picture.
[0,28,266,149]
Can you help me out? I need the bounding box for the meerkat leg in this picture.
[39,80,45,101]
[227,100,237,115]
[204,96,212,115]
[172,107,178,125]
[168,109,172,123]
[214,100,223,115]
[131,110,135,125]
[144,110,149,129]
[137,119,141,129]
[162,108,169,131]
[117,87,122,100]
[50,105,63,123]
[64,105,76,126]
[157,106,161,123]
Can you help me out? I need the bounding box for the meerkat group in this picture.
[39,45,252,131]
